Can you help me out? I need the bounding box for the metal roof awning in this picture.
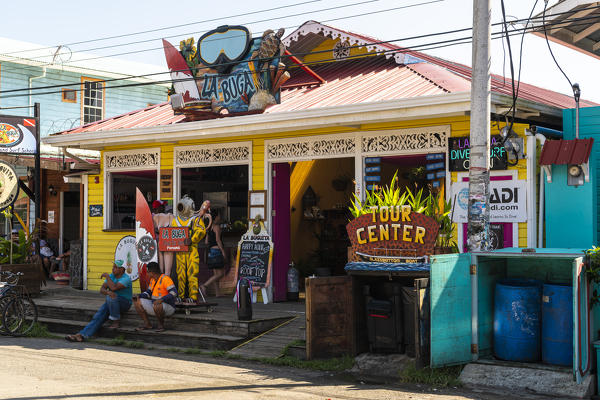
[531,1,600,60]
[539,137,594,183]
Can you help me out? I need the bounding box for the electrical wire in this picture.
[3,10,598,99]
[542,0,574,89]
[0,0,443,79]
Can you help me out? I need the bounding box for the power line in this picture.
[0,0,439,79]
[2,10,597,100]
[542,0,574,90]
[0,0,324,57]
[4,16,591,103]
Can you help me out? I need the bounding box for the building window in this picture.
[109,171,157,230]
[81,78,104,124]
[62,89,77,103]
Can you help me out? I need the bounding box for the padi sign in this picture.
[451,180,527,223]
[0,162,20,212]
[163,25,290,116]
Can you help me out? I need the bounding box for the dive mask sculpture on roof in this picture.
[162,25,290,117]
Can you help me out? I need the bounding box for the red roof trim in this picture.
[539,138,594,165]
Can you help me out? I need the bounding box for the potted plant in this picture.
[0,209,43,296]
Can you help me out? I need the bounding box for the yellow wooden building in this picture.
[44,21,583,300]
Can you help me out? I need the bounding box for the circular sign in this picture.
[114,235,138,281]
[137,235,157,263]
[0,162,20,212]
[0,123,23,147]
[457,187,469,211]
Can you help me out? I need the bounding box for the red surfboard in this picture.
[135,188,157,291]
[162,39,201,103]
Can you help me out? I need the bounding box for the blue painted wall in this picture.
[545,106,600,248]
[0,62,167,138]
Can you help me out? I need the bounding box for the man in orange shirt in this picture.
[133,262,177,332]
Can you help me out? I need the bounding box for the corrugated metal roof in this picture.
[539,138,594,165]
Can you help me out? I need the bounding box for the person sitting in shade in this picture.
[133,261,177,332]
[65,260,132,342]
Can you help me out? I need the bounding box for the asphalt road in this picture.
[0,337,536,400]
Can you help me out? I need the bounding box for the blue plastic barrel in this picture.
[542,283,573,366]
[494,279,542,362]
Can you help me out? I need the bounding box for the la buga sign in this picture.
[346,206,440,259]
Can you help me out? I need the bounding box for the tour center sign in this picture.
[451,180,527,223]
[346,206,440,259]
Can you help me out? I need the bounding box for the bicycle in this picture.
[0,271,38,336]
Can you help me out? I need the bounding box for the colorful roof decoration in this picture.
[539,138,594,165]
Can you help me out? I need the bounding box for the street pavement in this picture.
[0,337,546,400]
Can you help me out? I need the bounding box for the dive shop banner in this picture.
[451,180,527,223]
[0,116,37,154]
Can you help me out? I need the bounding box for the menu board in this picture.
[234,219,273,287]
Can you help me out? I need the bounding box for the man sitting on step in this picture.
[65,259,133,342]
[133,262,177,332]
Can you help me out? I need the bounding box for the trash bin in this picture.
[367,299,402,352]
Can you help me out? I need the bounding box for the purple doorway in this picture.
[271,163,291,302]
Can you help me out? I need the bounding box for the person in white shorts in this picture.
[133,262,177,332]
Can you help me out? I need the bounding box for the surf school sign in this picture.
[448,135,508,171]
[346,206,440,258]
[0,116,37,154]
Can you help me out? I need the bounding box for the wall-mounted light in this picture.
[49,185,57,196]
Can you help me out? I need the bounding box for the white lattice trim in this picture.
[362,126,449,156]
[266,133,356,161]
[104,148,160,171]
[283,21,424,65]
[174,142,251,167]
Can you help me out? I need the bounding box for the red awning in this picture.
[539,138,594,166]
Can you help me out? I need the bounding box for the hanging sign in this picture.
[426,153,445,161]
[0,117,37,154]
[448,135,508,171]
[233,218,273,287]
[451,180,527,222]
[365,157,381,164]
[346,206,440,259]
[114,235,138,281]
[425,162,444,171]
[0,162,20,212]
[364,166,381,173]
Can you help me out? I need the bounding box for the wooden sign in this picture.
[234,219,273,287]
[158,226,189,252]
[346,206,440,258]
[160,169,173,198]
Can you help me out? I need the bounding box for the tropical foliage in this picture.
[0,208,38,264]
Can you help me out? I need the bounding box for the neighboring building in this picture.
[44,21,596,296]
[0,37,168,253]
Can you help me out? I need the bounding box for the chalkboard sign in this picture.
[448,135,508,171]
[234,219,273,287]
[89,204,103,217]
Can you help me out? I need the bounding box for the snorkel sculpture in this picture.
[162,25,289,118]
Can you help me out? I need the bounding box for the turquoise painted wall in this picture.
[545,106,600,248]
[0,62,167,137]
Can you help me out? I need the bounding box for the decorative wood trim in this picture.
[265,132,357,162]
[174,142,252,167]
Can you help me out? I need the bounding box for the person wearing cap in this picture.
[65,260,132,342]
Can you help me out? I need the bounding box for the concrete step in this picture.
[40,317,244,350]
[36,302,291,338]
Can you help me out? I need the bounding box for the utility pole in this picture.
[468,0,491,252]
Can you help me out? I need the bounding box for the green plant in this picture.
[349,171,410,218]
[585,246,600,308]
[0,211,40,264]
[399,365,462,387]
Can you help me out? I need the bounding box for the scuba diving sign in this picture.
[0,162,20,212]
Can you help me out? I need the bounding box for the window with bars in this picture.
[82,79,104,124]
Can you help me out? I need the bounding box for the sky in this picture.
[3,0,600,103]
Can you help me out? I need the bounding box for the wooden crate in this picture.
[306,275,355,360]
[0,263,43,296]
